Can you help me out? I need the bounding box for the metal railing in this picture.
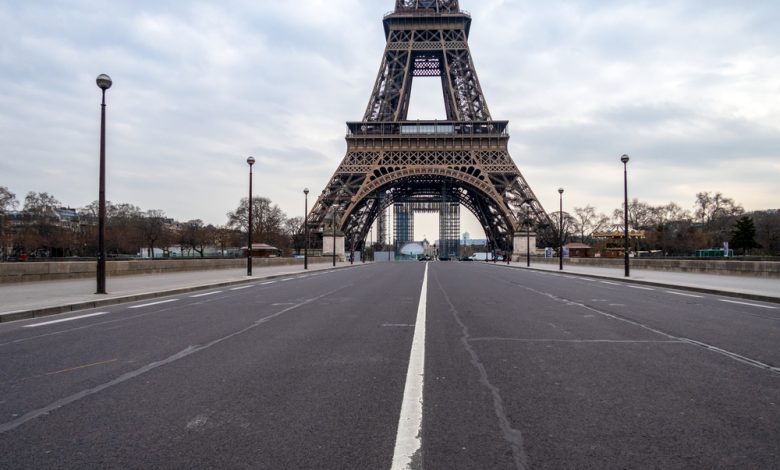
[347,120,508,137]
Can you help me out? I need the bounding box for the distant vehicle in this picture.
[469,252,491,261]
[417,255,431,261]
[459,256,473,261]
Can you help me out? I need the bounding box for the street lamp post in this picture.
[246,156,255,276]
[621,154,631,277]
[96,74,112,295]
[558,187,564,271]
[304,188,309,270]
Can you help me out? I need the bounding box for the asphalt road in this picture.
[0,262,778,469]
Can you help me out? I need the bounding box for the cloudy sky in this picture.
[1,0,778,239]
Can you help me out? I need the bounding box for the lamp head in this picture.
[247,156,256,166]
[96,74,112,91]
[558,188,564,195]
[304,188,309,195]
[621,154,630,164]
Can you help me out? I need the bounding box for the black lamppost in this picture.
[303,188,309,270]
[558,187,564,271]
[96,74,112,295]
[621,154,631,277]
[246,156,255,276]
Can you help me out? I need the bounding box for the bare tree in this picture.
[612,198,654,231]
[695,192,744,226]
[645,202,691,255]
[23,192,61,214]
[572,205,611,242]
[141,210,167,258]
[214,227,241,256]
[227,197,288,249]
[180,220,213,257]
[753,210,780,255]
[0,187,17,212]
[284,216,304,254]
[538,211,576,250]
[694,192,744,246]
[0,187,17,260]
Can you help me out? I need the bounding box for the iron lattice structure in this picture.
[392,196,461,257]
[309,0,550,253]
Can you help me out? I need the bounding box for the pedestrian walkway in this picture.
[499,261,780,302]
[0,262,355,322]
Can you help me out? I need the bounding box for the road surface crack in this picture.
[432,273,530,470]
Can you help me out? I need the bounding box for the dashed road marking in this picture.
[189,291,223,298]
[128,299,179,309]
[719,299,777,310]
[665,291,703,298]
[23,312,110,328]
[629,286,655,291]
[260,281,276,285]
[600,281,620,286]
[230,285,254,291]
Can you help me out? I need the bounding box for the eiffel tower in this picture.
[309,0,550,257]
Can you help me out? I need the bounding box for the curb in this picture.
[0,264,366,324]
[490,263,780,305]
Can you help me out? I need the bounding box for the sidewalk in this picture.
[0,262,356,323]
[498,261,780,303]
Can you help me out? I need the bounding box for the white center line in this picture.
[391,262,428,470]
[629,285,655,291]
[600,281,620,286]
[128,299,179,309]
[190,291,223,298]
[260,281,276,285]
[230,285,254,291]
[23,312,110,328]
[279,278,295,282]
[719,299,777,310]
[665,291,703,298]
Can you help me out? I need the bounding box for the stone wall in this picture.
[534,257,780,278]
[0,257,334,284]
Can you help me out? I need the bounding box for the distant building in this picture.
[564,242,593,258]
[461,237,487,246]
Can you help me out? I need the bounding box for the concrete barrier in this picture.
[533,257,780,278]
[0,257,336,284]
